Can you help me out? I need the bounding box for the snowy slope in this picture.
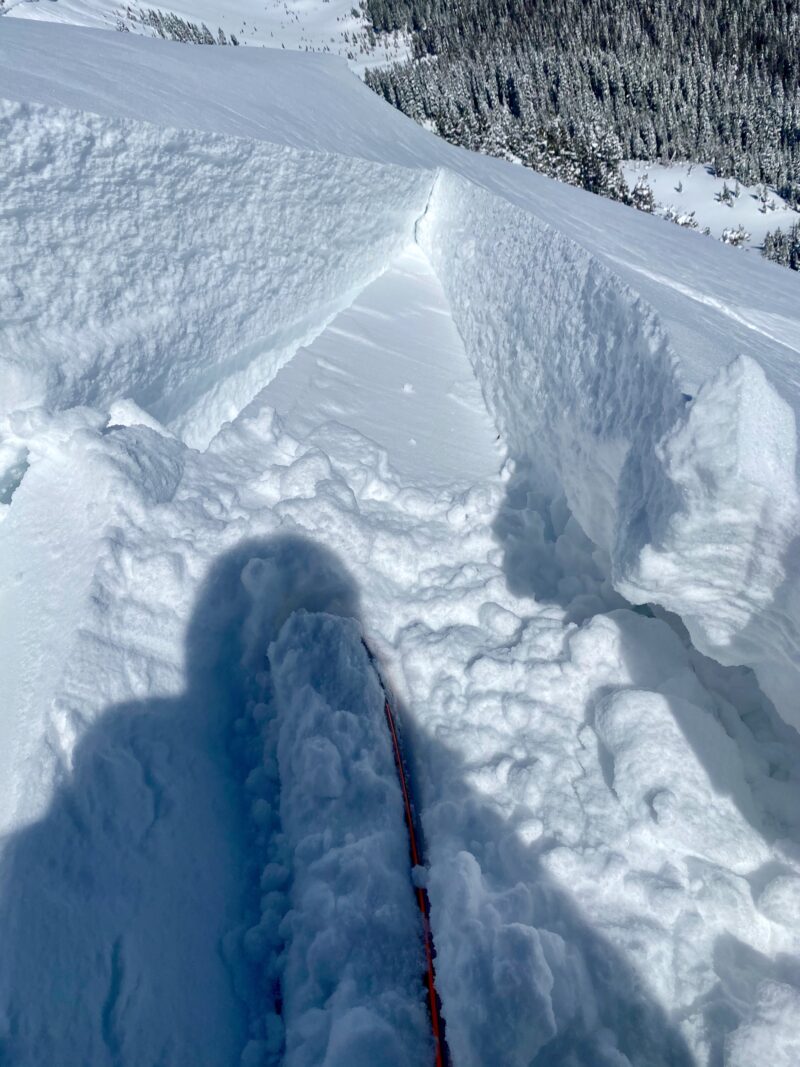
[256,246,501,486]
[623,160,800,247]
[2,0,408,70]
[2,19,800,1067]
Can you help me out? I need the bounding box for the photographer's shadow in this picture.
[0,534,693,1067]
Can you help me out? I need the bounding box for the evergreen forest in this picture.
[364,0,800,267]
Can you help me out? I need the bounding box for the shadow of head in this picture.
[185,533,363,694]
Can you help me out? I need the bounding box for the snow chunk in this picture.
[594,687,768,871]
[619,355,800,725]
[428,850,558,1067]
[756,874,800,928]
[727,980,800,1067]
[107,398,175,438]
[267,612,429,1066]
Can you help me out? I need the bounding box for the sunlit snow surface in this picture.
[1,20,800,1067]
[622,160,799,246]
[3,0,410,71]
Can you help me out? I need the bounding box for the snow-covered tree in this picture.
[631,175,656,212]
[763,222,800,271]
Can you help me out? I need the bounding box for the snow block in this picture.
[0,99,432,448]
[618,354,800,724]
[264,611,430,1066]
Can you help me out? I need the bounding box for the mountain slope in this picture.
[2,0,408,69]
[1,20,800,1067]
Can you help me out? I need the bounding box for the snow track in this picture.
[2,21,800,1067]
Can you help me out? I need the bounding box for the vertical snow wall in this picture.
[419,171,800,731]
[0,100,433,448]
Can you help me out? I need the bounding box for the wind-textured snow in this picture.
[1,18,800,1067]
[0,99,430,446]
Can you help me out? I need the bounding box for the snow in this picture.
[254,245,501,486]
[418,169,800,729]
[2,18,800,1067]
[727,980,800,1067]
[3,0,409,71]
[623,160,800,247]
[0,97,431,446]
[257,610,430,1066]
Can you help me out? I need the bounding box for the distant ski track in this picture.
[606,254,800,359]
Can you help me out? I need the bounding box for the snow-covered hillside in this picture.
[2,0,408,68]
[623,160,800,248]
[2,19,800,1067]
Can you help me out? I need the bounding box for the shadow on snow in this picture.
[0,534,695,1067]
